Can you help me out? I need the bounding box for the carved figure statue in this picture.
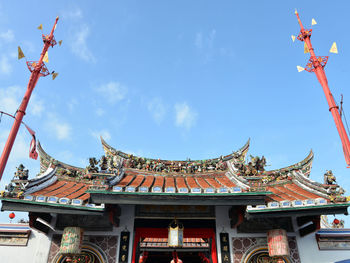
[324,170,336,185]
[86,157,99,173]
[249,155,266,172]
[5,183,14,192]
[14,164,29,180]
[100,156,108,171]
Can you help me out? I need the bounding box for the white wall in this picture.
[0,228,52,263]
[293,218,350,263]
[72,204,135,263]
[0,205,135,263]
[216,207,350,263]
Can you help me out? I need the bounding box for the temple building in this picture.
[0,138,349,263]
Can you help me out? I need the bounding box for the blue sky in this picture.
[0,1,349,226]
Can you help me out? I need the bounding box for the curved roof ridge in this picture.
[24,166,58,195]
[291,176,328,199]
[37,142,84,173]
[100,136,250,163]
[226,161,250,189]
[268,150,313,176]
[292,170,329,195]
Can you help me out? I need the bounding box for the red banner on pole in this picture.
[24,124,38,160]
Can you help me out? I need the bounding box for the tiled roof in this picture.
[1,140,348,215]
[32,181,90,201]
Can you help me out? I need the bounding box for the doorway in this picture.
[132,228,217,263]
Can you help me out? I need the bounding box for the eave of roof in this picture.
[88,191,269,206]
[246,203,349,218]
[0,198,105,215]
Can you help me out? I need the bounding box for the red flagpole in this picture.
[0,17,59,180]
[295,11,350,168]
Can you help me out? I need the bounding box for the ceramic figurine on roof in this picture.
[86,157,99,173]
[324,170,336,185]
[14,164,29,180]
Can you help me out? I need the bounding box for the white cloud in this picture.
[70,24,95,62]
[0,86,44,116]
[91,129,111,141]
[61,8,94,62]
[45,114,72,140]
[67,98,78,112]
[0,55,12,75]
[147,97,167,124]
[195,33,203,49]
[96,81,127,104]
[174,102,197,130]
[208,29,216,48]
[62,8,83,20]
[0,129,28,162]
[194,29,216,49]
[56,150,74,163]
[0,85,21,113]
[0,29,14,42]
[95,107,105,116]
[28,94,44,116]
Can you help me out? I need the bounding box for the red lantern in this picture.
[333,218,340,225]
[9,212,15,219]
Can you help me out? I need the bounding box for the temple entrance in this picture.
[141,251,207,263]
[132,227,217,263]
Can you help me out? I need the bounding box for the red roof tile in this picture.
[153,176,164,188]
[56,183,83,198]
[116,174,135,187]
[186,177,200,188]
[205,178,222,188]
[268,186,296,201]
[47,182,77,197]
[175,177,187,189]
[165,177,175,188]
[129,175,145,187]
[195,177,211,189]
[276,185,309,200]
[216,176,236,188]
[284,184,322,199]
[32,181,66,196]
[140,176,154,188]
[66,185,90,200]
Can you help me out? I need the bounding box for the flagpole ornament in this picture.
[43,51,49,63]
[297,66,305,72]
[330,42,338,54]
[52,72,58,80]
[0,17,60,180]
[294,11,350,167]
[18,46,25,60]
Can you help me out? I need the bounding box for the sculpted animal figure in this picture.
[324,170,336,185]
